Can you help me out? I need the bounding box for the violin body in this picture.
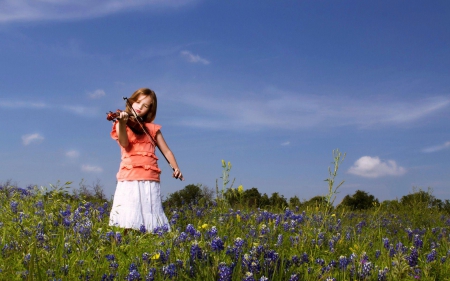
[106,109,147,135]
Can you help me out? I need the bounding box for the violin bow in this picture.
[123,97,183,181]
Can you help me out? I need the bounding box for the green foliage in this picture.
[2,179,450,280]
[339,190,379,211]
[163,184,213,208]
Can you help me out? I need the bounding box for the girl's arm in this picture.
[116,112,129,148]
[155,131,184,180]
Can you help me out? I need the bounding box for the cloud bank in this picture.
[348,156,406,178]
[174,88,449,131]
[0,0,197,23]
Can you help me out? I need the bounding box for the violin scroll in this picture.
[106,109,146,135]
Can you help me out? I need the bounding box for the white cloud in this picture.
[0,0,197,23]
[66,150,80,158]
[171,86,449,131]
[88,89,106,99]
[180,50,210,65]
[0,100,48,108]
[81,164,103,173]
[0,99,97,116]
[281,141,290,146]
[348,156,407,178]
[22,133,44,145]
[422,141,450,153]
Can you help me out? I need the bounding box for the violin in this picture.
[106,109,148,135]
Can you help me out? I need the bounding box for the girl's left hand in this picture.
[173,169,184,181]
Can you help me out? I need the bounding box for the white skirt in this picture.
[109,180,170,231]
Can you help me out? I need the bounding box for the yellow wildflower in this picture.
[201,223,208,229]
[237,185,244,194]
[151,252,160,260]
[236,214,241,222]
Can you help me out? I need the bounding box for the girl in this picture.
[109,88,183,232]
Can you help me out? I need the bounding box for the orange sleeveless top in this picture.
[111,121,161,182]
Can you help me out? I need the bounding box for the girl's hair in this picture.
[125,88,158,123]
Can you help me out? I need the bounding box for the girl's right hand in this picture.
[118,111,129,124]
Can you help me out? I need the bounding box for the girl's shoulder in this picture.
[145,122,162,138]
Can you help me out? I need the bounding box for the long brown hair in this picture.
[125,88,158,123]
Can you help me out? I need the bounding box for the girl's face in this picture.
[132,94,152,117]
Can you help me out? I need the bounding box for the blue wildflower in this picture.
[218,262,232,281]
[211,236,224,251]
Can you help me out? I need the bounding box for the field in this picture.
[1,179,450,281]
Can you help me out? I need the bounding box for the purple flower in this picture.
[190,243,203,261]
[406,247,419,267]
[243,272,256,281]
[211,237,224,252]
[162,263,177,278]
[140,225,147,234]
[218,263,232,281]
[10,201,18,213]
[289,274,299,281]
[427,249,437,263]
[145,268,156,281]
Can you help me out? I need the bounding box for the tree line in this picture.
[162,184,450,213]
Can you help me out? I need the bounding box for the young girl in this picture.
[109,88,183,232]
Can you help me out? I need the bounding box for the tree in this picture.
[289,196,301,209]
[339,190,379,210]
[269,192,288,210]
[242,187,261,208]
[400,188,441,208]
[163,184,204,208]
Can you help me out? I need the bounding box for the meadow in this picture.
[1,153,449,280]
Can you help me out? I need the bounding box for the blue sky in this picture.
[1,0,449,203]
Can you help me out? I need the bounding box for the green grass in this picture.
[1,181,450,281]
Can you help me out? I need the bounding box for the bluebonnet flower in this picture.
[211,236,225,251]
[115,232,122,243]
[406,247,419,267]
[234,237,245,248]
[426,249,437,262]
[23,253,31,266]
[441,256,447,263]
[382,238,389,249]
[190,242,203,261]
[10,201,18,213]
[101,273,116,281]
[345,232,351,240]
[126,263,141,281]
[218,263,232,281]
[276,234,283,247]
[170,213,179,225]
[106,254,115,261]
[140,225,147,234]
[145,268,156,281]
[360,261,373,279]
[378,267,389,281]
[259,276,268,281]
[315,258,325,266]
[289,274,299,281]
[243,272,256,281]
[339,255,349,270]
[142,253,150,263]
[301,252,309,264]
[177,232,188,243]
[414,234,423,248]
[375,250,381,259]
[186,224,196,236]
[60,265,69,275]
[207,226,218,238]
[162,263,177,278]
